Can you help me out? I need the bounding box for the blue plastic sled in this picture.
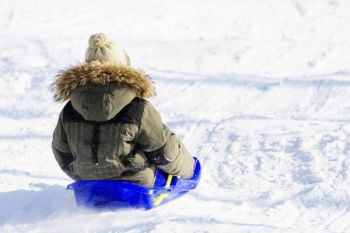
[67,157,201,209]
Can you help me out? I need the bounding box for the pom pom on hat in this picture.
[85,33,130,66]
[88,33,110,49]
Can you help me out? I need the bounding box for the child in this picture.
[52,33,194,187]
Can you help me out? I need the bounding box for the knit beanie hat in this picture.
[85,33,130,65]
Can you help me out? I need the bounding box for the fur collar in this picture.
[54,62,155,101]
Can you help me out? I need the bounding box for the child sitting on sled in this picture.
[52,33,194,187]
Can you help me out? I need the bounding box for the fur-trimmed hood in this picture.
[54,62,154,101]
[53,62,155,122]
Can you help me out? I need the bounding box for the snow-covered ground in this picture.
[1,0,350,232]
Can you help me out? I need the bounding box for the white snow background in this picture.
[0,0,350,232]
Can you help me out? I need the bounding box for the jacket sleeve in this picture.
[137,102,194,178]
[52,111,76,180]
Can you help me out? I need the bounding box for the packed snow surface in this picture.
[0,0,350,232]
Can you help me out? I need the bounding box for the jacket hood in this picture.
[53,62,155,121]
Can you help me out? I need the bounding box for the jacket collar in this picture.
[54,61,155,101]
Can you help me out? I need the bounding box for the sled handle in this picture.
[165,174,173,188]
[153,175,173,206]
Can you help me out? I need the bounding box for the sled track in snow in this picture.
[151,69,350,88]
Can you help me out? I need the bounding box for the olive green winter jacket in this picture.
[52,62,194,187]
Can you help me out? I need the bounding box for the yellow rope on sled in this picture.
[153,175,173,206]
